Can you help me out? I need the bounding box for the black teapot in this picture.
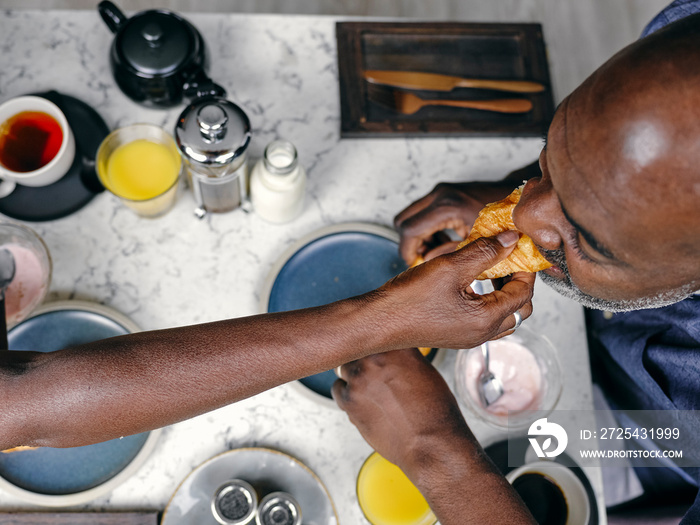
[98,1,226,108]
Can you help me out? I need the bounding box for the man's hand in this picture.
[373,232,535,351]
[394,181,516,264]
[395,162,542,265]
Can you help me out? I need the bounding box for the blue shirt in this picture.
[642,0,700,37]
[587,2,700,523]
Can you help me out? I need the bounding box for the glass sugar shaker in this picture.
[249,140,306,224]
[175,97,251,218]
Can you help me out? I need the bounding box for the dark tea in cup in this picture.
[0,111,63,173]
[512,473,568,525]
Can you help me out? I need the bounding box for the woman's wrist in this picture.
[323,290,399,359]
[352,288,406,353]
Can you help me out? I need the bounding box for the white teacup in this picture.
[506,462,590,525]
[0,96,75,191]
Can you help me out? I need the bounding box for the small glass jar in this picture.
[454,325,562,431]
[250,140,306,224]
[0,221,52,328]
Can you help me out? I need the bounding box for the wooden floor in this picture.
[0,0,670,101]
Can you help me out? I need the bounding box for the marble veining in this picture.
[0,10,604,523]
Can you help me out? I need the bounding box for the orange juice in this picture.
[104,139,179,201]
[357,453,436,525]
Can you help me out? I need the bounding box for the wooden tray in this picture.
[336,22,555,137]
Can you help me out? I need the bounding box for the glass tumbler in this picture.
[96,123,181,218]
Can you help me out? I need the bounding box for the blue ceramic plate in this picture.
[262,223,409,404]
[0,301,160,506]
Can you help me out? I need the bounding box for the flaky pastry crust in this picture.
[1,446,37,454]
[456,187,552,280]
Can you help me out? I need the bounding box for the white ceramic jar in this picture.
[250,140,306,223]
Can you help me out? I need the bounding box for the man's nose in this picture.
[512,177,563,251]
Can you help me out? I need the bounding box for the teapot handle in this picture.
[183,69,227,101]
[98,0,128,34]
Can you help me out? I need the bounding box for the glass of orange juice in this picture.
[357,452,437,525]
[97,123,181,218]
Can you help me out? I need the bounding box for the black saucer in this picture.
[485,438,600,524]
[0,91,108,222]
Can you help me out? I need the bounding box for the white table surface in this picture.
[0,9,605,523]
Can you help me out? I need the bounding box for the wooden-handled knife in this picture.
[364,70,545,93]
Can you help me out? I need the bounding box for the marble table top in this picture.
[0,9,605,523]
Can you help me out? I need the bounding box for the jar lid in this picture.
[117,10,197,76]
[175,97,251,166]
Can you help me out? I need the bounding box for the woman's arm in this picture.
[0,233,533,450]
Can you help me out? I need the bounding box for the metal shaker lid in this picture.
[175,97,251,167]
[211,479,258,525]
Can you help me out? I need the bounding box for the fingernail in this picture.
[496,230,520,247]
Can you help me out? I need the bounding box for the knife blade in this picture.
[364,70,545,93]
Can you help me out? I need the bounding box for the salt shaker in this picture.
[249,140,306,223]
[255,491,302,525]
[211,479,258,525]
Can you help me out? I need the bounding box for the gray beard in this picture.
[537,247,695,312]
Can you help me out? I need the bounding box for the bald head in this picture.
[574,14,700,213]
[513,14,700,310]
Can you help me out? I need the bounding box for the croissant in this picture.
[456,187,552,280]
[1,446,37,454]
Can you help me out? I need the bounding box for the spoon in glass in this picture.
[478,342,504,407]
[0,248,16,351]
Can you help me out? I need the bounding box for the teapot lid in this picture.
[175,97,251,166]
[117,10,197,76]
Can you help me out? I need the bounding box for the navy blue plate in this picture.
[0,302,157,504]
[264,224,408,400]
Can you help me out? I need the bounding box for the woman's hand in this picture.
[373,232,535,351]
[333,348,472,472]
[333,349,537,525]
